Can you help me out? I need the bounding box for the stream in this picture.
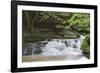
[22,35,88,60]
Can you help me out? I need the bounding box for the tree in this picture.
[67,13,90,35]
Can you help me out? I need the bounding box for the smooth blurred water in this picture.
[42,35,85,55]
[23,35,87,60]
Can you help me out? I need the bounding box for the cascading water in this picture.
[43,36,84,55]
[42,35,87,60]
[23,35,88,60]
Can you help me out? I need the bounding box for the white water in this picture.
[23,35,88,60]
[42,35,87,60]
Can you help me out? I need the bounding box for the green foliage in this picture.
[67,13,90,34]
[81,36,90,58]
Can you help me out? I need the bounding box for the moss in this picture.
[81,36,90,59]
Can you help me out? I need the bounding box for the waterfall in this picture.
[42,35,86,59]
[23,35,87,60]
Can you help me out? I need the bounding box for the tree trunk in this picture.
[25,11,30,31]
[31,12,38,32]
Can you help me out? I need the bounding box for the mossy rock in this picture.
[81,36,90,59]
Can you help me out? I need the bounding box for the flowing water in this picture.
[22,35,88,60]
